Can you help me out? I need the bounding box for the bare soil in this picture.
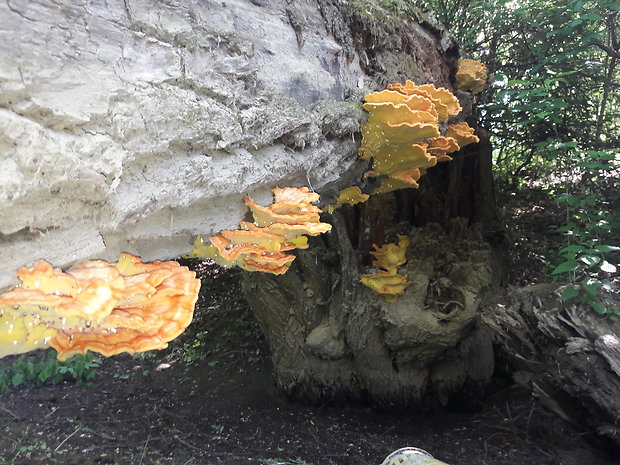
[0,263,617,465]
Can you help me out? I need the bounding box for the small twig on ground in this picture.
[138,432,150,465]
[0,405,19,421]
[525,402,536,438]
[55,425,81,452]
[175,434,206,452]
[44,407,58,419]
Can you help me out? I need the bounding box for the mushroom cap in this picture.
[386,81,462,122]
[327,186,370,213]
[193,187,331,276]
[360,268,410,302]
[0,312,56,358]
[51,259,200,361]
[16,259,78,296]
[209,235,297,263]
[272,186,320,205]
[446,122,480,148]
[241,251,296,275]
[411,85,462,122]
[365,90,439,119]
[370,235,411,269]
[363,102,438,126]
[373,169,422,194]
[221,229,289,252]
[425,136,460,155]
[245,196,321,226]
[359,121,440,160]
[456,59,487,94]
[368,143,436,175]
[239,221,330,239]
[268,187,322,218]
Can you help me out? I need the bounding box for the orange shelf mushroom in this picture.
[446,122,480,148]
[244,186,322,226]
[455,59,487,95]
[373,169,422,195]
[327,186,370,213]
[359,269,410,303]
[360,235,411,302]
[386,81,462,123]
[0,254,200,361]
[359,80,480,195]
[189,187,332,275]
[370,235,411,269]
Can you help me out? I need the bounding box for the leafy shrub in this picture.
[0,350,102,392]
[550,149,620,318]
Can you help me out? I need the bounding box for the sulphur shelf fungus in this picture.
[189,187,332,275]
[326,186,370,213]
[455,59,487,95]
[446,122,480,148]
[0,254,201,361]
[360,235,411,302]
[359,80,479,195]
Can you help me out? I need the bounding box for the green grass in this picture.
[0,350,102,392]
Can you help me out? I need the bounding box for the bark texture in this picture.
[243,218,496,405]
[241,1,497,406]
[482,285,620,445]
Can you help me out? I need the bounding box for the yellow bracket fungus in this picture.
[0,254,200,361]
[189,187,332,275]
[359,80,480,196]
[456,59,487,94]
[360,235,411,302]
[326,186,370,213]
[373,169,422,195]
[446,122,480,148]
[386,80,462,123]
[370,235,411,269]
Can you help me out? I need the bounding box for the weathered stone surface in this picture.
[0,0,380,288]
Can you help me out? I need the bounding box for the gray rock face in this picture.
[0,0,369,288]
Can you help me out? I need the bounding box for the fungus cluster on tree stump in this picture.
[189,187,332,275]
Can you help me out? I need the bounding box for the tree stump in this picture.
[482,285,620,445]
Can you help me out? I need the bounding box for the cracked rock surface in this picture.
[0,0,369,287]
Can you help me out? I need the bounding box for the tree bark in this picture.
[241,4,620,445]
[482,285,620,445]
[243,216,497,406]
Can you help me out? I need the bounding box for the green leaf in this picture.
[11,373,23,387]
[552,260,580,274]
[38,371,50,384]
[601,280,617,291]
[590,302,607,315]
[580,13,602,21]
[561,285,579,300]
[560,245,586,254]
[595,245,620,253]
[581,278,602,296]
[579,254,601,266]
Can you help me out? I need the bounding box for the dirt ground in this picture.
[0,263,617,465]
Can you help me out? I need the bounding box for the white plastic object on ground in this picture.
[379,447,449,465]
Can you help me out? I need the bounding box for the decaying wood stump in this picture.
[241,0,501,409]
[242,215,497,406]
[482,285,620,444]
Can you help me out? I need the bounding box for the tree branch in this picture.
[592,39,620,59]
